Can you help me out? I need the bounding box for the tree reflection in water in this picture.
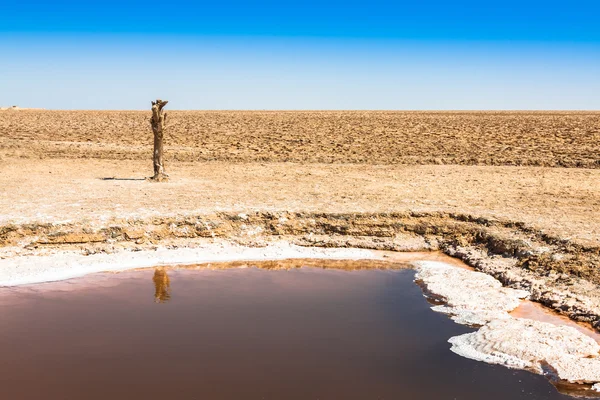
[153,268,171,303]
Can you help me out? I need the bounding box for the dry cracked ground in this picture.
[1,110,600,328]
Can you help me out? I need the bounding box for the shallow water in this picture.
[0,264,575,400]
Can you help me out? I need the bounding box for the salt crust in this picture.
[415,261,600,386]
[0,242,376,287]
[449,319,600,383]
[414,261,529,326]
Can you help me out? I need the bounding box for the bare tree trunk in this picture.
[149,99,169,181]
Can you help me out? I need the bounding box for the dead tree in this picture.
[149,99,169,181]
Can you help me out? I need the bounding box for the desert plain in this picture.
[1,110,600,330]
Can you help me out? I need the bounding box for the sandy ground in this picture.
[2,110,600,167]
[1,159,599,246]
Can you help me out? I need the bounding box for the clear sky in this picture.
[1,0,599,109]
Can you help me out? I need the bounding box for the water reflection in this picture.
[0,266,584,399]
[153,268,171,303]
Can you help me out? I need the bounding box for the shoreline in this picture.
[2,245,600,396]
[0,242,382,287]
[2,210,599,331]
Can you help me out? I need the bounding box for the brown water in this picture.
[0,263,577,400]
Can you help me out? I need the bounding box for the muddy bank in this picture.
[1,210,599,330]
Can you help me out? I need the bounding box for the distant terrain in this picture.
[0,106,45,111]
[2,110,599,167]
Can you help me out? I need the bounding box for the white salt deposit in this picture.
[414,261,528,326]
[449,318,600,383]
[0,242,377,287]
[415,260,600,389]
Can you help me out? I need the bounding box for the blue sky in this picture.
[1,0,599,109]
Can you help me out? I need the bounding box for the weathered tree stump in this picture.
[149,99,169,181]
